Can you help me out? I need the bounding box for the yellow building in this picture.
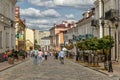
[25,28,34,51]
[15,6,26,50]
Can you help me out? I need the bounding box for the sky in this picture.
[17,0,95,31]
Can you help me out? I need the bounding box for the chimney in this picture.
[15,6,20,18]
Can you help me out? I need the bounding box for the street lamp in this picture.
[100,17,113,72]
[108,24,113,72]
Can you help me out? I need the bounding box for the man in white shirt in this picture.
[59,50,65,64]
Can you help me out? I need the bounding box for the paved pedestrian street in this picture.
[0,57,119,80]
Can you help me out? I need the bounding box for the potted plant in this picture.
[7,50,14,64]
[18,50,24,60]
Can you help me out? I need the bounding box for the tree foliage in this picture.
[85,37,98,50]
[76,35,114,52]
[98,35,114,50]
[76,41,87,50]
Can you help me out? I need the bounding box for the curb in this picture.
[67,58,110,76]
[0,59,29,72]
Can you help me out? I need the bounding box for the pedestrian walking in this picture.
[29,49,33,57]
[13,49,18,61]
[33,48,38,65]
[54,51,58,60]
[3,51,8,61]
[76,51,80,61]
[59,50,65,64]
[44,51,48,60]
[38,49,43,64]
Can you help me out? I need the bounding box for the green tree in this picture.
[85,38,99,66]
[98,35,114,70]
[85,37,98,50]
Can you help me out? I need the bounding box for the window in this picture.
[6,33,9,48]
[0,31,2,48]
[0,1,2,13]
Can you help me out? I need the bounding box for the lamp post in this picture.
[108,24,113,72]
[100,17,113,72]
[100,17,108,70]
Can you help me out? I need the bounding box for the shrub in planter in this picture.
[18,51,24,60]
[7,50,14,64]
[65,44,74,50]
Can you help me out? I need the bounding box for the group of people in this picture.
[3,49,25,61]
[30,48,48,65]
[30,48,66,65]
[3,49,28,64]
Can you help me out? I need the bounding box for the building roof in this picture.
[76,8,95,24]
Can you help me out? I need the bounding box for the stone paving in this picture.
[0,56,119,80]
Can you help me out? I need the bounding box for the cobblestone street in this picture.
[0,56,119,80]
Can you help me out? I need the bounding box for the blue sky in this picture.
[17,0,95,31]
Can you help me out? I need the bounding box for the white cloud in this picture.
[28,0,55,7]
[41,9,61,17]
[54,0,95,8]
[28,0,95,8]
[65,19,77,23]
[20,8,41,17]
[21,0,96,30]
[28,19,50,25]
[20,8,60,18]
[27,23,52,31]
[26,18,54,30]
[54,0,95,6]
[65,14,75,19]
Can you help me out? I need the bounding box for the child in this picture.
[3,51,8,61]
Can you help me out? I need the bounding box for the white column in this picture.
[116,27,119,61]
[99,0,103,38]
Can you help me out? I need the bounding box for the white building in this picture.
[41,37,50,51]
[34,30,40,45]
[0,0,17,53]
[39,31,50,51]
[94,0,120,61]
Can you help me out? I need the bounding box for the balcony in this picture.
[105,9,119,21]
[91,19,98,27]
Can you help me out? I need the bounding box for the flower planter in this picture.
[18,56,23,61]
[8,57,14,64]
